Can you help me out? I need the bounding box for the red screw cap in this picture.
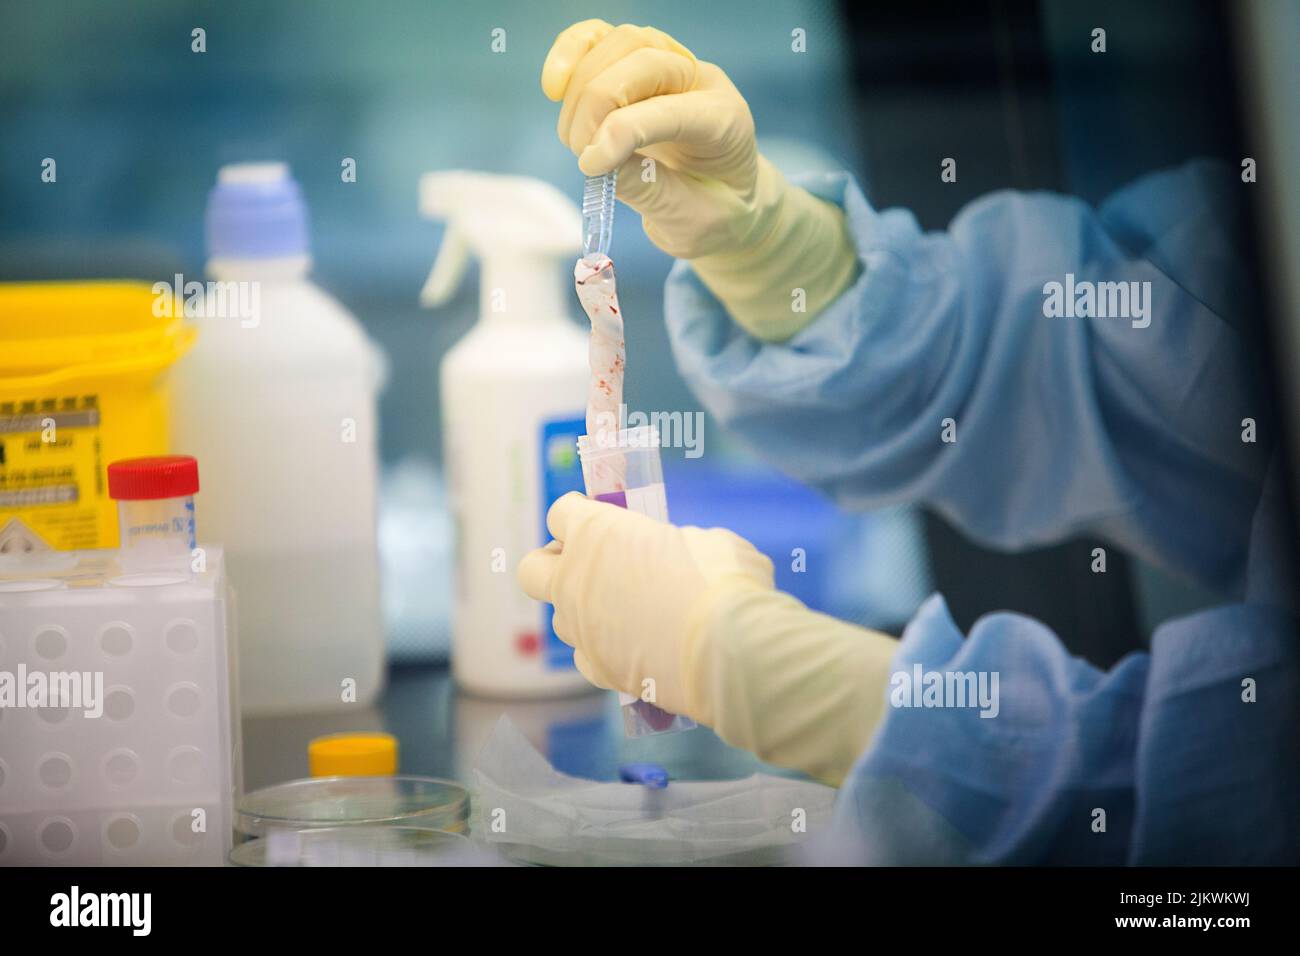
[107,455,200,501]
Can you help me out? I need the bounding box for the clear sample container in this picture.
[576,425,696,737]
[235,775,470,840]
[576,423,667,519]
[228,825,471,867]
[107,455,198,571]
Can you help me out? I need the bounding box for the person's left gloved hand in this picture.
[518,492,899,786]
[517,491,773,718]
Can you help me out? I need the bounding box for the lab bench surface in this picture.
[242,663,799,792]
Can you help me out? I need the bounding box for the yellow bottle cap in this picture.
[308,732,399,777]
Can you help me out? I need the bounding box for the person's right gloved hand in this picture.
[541,20,860,342]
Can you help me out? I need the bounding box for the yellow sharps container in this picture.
[0,282,195,552]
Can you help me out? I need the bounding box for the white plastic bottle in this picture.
[170,162,386,714]
[420,171,595,698]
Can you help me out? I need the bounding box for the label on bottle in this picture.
[539,414,585,670]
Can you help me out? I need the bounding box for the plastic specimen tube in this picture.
[581,171,617,261]
[576,425,696,737]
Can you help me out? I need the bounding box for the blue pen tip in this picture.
[619,762,669,789]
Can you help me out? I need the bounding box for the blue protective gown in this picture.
[663,162,1299,864]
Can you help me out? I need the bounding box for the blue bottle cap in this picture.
[205,162,310,260]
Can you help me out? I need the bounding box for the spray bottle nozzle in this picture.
[418,171,582,310]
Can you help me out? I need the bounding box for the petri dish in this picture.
[235,775,469,840]
[229,825,471,867]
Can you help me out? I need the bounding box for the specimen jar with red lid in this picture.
[107,454,200,569]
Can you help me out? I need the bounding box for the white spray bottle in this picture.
[421,171,595,698]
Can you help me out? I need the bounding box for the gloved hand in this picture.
[541,20,859,342]
[518,493,898,786]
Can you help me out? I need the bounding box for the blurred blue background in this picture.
[0,0,857,474]
[2,0,932,662]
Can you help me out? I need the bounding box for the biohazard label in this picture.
[0,395,107,550]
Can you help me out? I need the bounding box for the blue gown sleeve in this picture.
[829,594,1299,865]
[665,161,1271,593]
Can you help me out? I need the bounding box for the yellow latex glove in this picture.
[517,493,898,786]
[541,20,859,342]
